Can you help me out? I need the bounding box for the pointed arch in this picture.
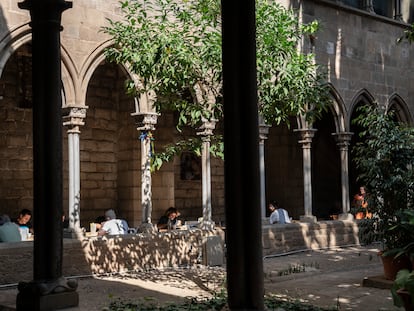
[326,83,347,133]
[61,45,78,107]
[387,93,412,125]
[0,24,32,77]
[78,39,144,112]
[347,89,376,130]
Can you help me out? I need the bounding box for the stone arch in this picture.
[311,88,342,220]
[348,89,376,198]
[387,93,412,125]
[61,45,78,107]
[347,89,376,130]
[326,83,347,133]
[0,24,32,77]
[78,40,142,112]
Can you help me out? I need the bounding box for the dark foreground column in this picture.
[221,1,264,310]
[16,0,78,310]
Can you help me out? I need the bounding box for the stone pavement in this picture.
[0,245,401,310]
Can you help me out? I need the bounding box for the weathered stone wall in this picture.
[0,222,359,285]
[0,229,224,285]
[262,220,360,256]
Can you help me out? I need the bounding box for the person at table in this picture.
[0,215,22,242]
[268,201,291,225]
[97,209,129,236]
[157,207,180,231]
[14,209,33,231]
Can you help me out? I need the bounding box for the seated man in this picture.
[157,207,180,231]
[268,201,291,225]
[98,209,129,236]
[0,215,22,242]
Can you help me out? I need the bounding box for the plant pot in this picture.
[396,289,413,311]
[380,252,412,280]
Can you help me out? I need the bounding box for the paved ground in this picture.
[0,245,401,310]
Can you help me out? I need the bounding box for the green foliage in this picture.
[103,0,330,168]
[256,1,330,126]
[352,105,414,250]
[397,23,414,44]
[391,269,414,308]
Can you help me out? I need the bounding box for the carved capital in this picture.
[332,132,353,150]
[294,128,317,148]
[259,123,271,142]
[131,112,159,131]
[197,118,217,137]
[62,106,87,133]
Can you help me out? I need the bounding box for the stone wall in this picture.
[262,220,360,256]
[0,221,360,285]
[0,229,224,285]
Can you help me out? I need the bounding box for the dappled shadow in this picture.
[262,246,396,310]
[0,265,226,311]
[262,220,360,256]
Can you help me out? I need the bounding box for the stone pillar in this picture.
[296,129,317,222]
[131,112,158,232]
[197,119,216,230]
[259,122,270,219]
[363,0,375,13]
[63,106,87,238]
[333,132,353,217]
[221,0,264,308]
[16,0,78,309]
[394,0,402,21]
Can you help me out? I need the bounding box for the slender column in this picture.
[221,0,264,308]
[296,129,317,222]
[132,112,158,230]
[63,107,87,237]
[197,119,216,230]
[394,0,402,21]
[17,0,78,309]
[363,0,375,13]
[333,132,353,215]
[259,122,270,219]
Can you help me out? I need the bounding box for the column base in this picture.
[138,223,157,233]
[16,290,79,311]
[338,213,354,221]
[16,278,78,311]
[299,215,318,223]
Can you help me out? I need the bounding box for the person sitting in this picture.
[268,201,291,225]
[157,207,180,231]
[97,209,129,236]
[0,215,22,242]
[14,209,33,232]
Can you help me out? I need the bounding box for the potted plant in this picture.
[352,105,414,280]
[391,269,414,310]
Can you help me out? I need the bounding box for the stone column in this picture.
[259,121,270,219]
[17,0,78,309]
[333,132,353,216]
[63,106,87,238]
[197,119,216,230]
[363,0,375,13]
[296,129,317,222]
[131,112,158,231]
[394,0,402,21]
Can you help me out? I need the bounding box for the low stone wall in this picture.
[0,221,359,285]
[0,229,224,285]
[262,220,360,256]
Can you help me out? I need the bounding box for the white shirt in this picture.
[269,209,291,224]
[101,219,129,235]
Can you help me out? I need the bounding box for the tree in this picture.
[352,105,414,251]
[102,0,330,167]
